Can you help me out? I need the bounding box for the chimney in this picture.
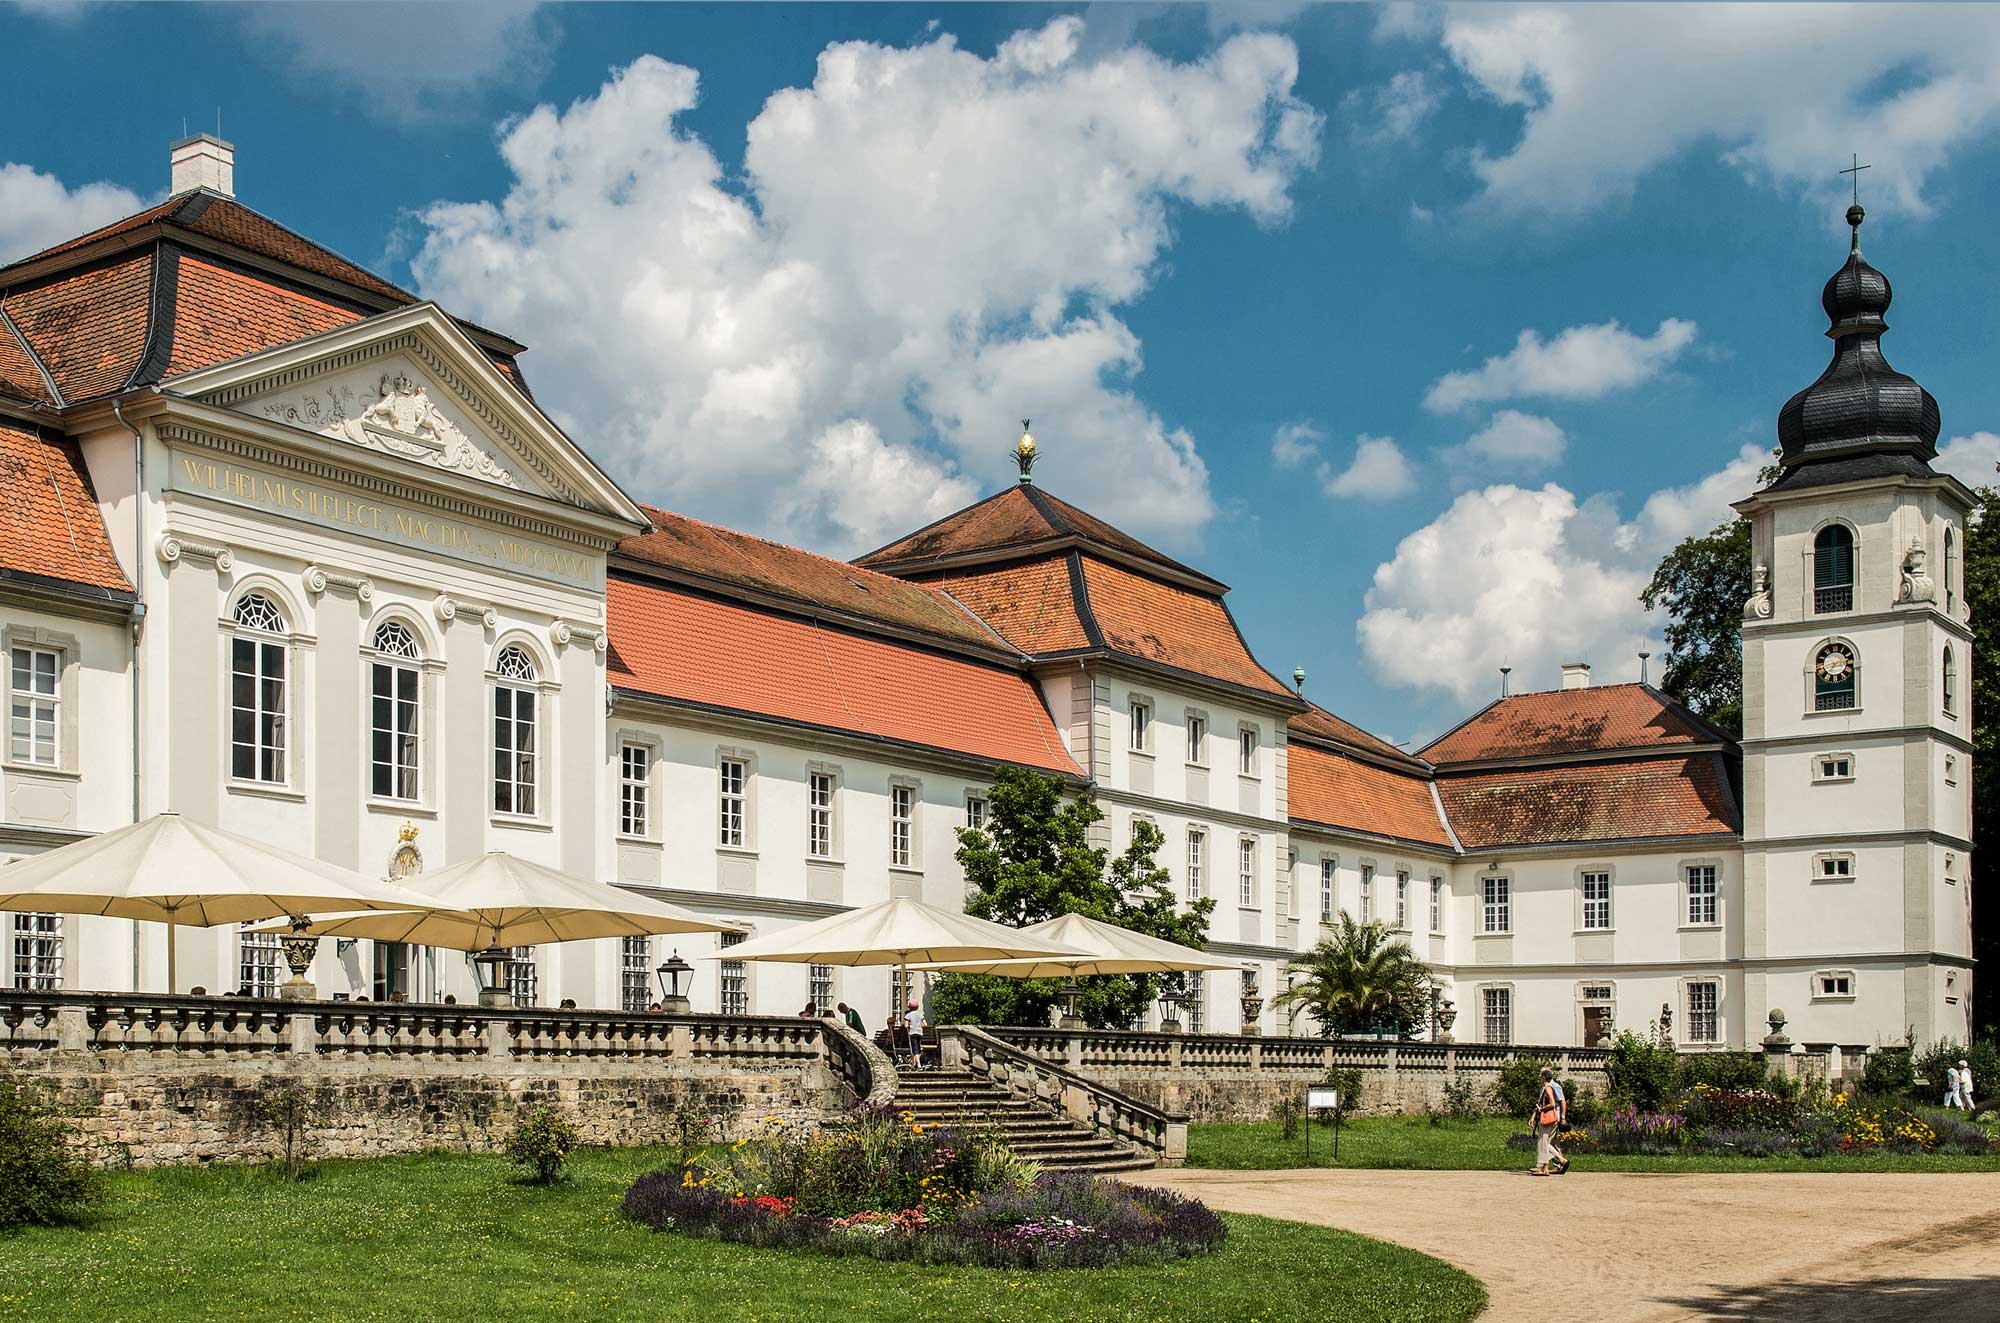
[170,133,234,198]
[1561,661,1592,690]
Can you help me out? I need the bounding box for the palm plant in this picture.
[1273,914,1436,1039]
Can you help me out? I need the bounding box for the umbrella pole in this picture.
[166,916,176,994]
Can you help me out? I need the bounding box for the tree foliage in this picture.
[1639,518,1750,737]
[1965,487,2000,1035]
[930,766,1214,1029]
[1270,914,1435,1039]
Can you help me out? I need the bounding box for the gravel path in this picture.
[1132,1167,2000,1322]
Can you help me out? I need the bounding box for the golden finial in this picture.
[1013,418,1037,484]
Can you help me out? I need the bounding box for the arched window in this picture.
[493,645,538,815]
[370,620,422,801]
[1813,641,1857,712]
[1945,526,1957,613]
[230,593,287,782]
[1814,525,1854,613]
[1943,645,1957,716]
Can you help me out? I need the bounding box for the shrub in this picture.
[1562,1084,1602,1127]
[0,1078,103,1229]
[1273,1093,1301,1140]
[1315,1068,1361,1123]
[1681,1051,1770,1093]
[1682,1084,1798,1132]
[1911,1038,2000,1104]
[506,1105,580,1185]
[1440,1075,1484,1121]
[1605,1030,1682,1111]
[1490,1056,1556,1118]
[1858,1046,1915,1100]
[1915,1108,1993,1156]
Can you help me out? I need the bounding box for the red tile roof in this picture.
[0,419,131,593]
[927,557,1092,654]
[1421,684,1720,765]
[1077,556,1295,697]
[168,255,364,376]
[857,483,1216,585]
[1435,754,1739,848]
[616,505,1005,653]
[3,252,153,402]
[1290,741,1453,848]
[0,321,47,404]
[607,576,1081,775]
[1289,701,1418,766]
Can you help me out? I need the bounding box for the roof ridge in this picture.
[852,485,1029,565]
[637,501,964,599]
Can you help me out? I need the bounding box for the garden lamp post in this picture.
[1156,987,1183,1035]
[656,951,693,1013]
[472,944,514,1008]
[1057,981,1086,1029]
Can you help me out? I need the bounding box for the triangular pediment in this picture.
[161,304,644,527]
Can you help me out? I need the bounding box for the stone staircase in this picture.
[894,1068,1156,1173]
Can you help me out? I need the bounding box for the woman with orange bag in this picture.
[1531,1066,1566,1176]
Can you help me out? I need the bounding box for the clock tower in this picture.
[1733,201,1976,1050]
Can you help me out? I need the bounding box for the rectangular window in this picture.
[1181,972,1204,1034]
[1239,727,1259,776]
[620,936,651,1012]
[1429,876,1443,933]
[619,744,651,837]
[1483,987,1511,1045]
[719,932,748,1015]
[370,661,421,800]
[8,646,59,766]
[1359,864,1375,923]
[236,925,280,998]
[808,772,835,859]
[890,784,915,868]
[717,758,746,847]
[508,947,538,1008]
[231,633,287,783]
[1814,853,1854,882]
[1186,829,1206,901]
[1687,981,1719,1043]
[1581,871,1611,930]
[1186,713,1207,764]
[809,963,834,1013]
[1817,755,1853,781]
[1394,869,1410,928]
[11,912,61,989]
[1320,858,1336,921]
[1816,973,1853,998]
[1686,865,1719,926]
[1129,700,1151,752]
[491,685,536,815]
[965,794,987,832]
[1238,838,1256,907]
[1482,876,1510,933]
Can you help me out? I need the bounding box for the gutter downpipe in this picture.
[112,397,146,989]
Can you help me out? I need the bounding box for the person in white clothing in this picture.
[1958,1059,1975,1112]
[1944,1062,1963,1110]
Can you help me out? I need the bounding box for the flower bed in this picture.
[1508,1086,1991,1159]
[621,1104,1224,1269]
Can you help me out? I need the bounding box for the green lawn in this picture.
[0,1147,1484,1323]
[1189,1114,2000,1174]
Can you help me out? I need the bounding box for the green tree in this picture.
[1639,518,1751,737]
[1965,487,2000,1034]
[1271,914,1436,1039]
[930,766,1214,1029]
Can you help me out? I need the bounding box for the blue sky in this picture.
[7,2,2000,745]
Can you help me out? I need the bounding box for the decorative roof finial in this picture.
[1840,153,1870,247]
[1291,666,1306,695]
[1013,418,1038,484]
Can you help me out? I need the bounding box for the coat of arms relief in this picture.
[260,370,519,488]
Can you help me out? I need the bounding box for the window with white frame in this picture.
[890,783,916,868]
[1239,727,1259,776]
[1237,837,1256,907]
[619,743,651,837]
[1686,981,1719,1043]
[237,925,280,998]
[1394,869,1410,928]
[1815,753,1854,782]
[230,594,288,783]
[1359,864,1375,923]
[718,932,748,1014]
[1482,987,1511,1044]
[1429,876,1443,933]
[1181,972,1204,1033]
[965,794,987,832]
[808,772,836,858]
[1482,875,1509,933]
[1685,864,1719,926]
[1186,829,1206,900]
[717,757,747,847]
[1129,699,1151,752]
[1814,971,1855,999]
[11,913,61,989]
[1186,713,1207,764]
[492,646,538,815]
[1320,857,1336,921]
[620,935,651,1011]
[369,621,422,800]
[8,646,59,766]
[809,963,834,1013]
[1581,870,1611,930]
[508,946,538,1008]
[1814,853,1855,882]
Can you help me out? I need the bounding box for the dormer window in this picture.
[1813,525,1854,613]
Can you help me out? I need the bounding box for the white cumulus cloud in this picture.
[1271,420,1324,468]
[1320,435,1416,501]
[1349,69,1442,143]
[1454,408,1566,470]
[1423,317,1696,413]
[0,163,145,264]
[1437,4,2000,220]
[412,21,1322,553]
[1934,432,2000,490]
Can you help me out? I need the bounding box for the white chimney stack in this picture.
[170,133,234,198]
[1561,661,1592,690]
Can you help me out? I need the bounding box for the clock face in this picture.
[1816,647,1853,682]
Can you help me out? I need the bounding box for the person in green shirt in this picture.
[837,1001,865,1034]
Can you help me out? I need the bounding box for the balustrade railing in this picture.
[941,1024,1188,1164]
[985,1024,1612,1080]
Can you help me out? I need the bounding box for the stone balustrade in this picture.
[939,1023,1189,1165]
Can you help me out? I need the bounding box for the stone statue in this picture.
[1743,563,1773,620]
[1898,538,1936,604]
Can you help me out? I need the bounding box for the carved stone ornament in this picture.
[388,821,423,881]
[302,564,374,603]
[1897,538,1936,604]
[1743,563,1773,620]
[432,593,458,623]
[549,620,573,649]
[261,371,519,488]
[156,533,234,573]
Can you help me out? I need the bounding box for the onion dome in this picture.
[1773,203,1939,485]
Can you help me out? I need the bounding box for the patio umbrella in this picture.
[909,911,1237,978]
[0,812,449,991]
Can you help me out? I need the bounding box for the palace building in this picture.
[0,138,1974,1053]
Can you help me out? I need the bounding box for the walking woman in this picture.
[1531,1066,1567,1176]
